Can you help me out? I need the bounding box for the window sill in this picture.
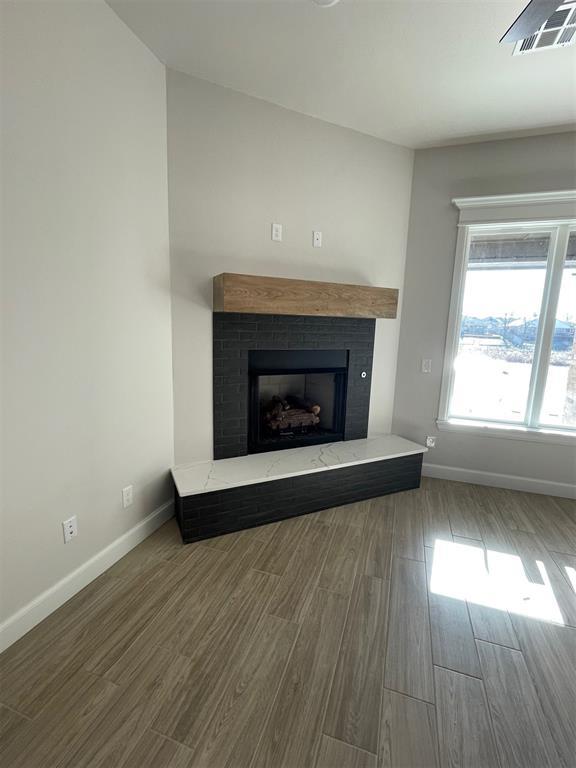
[436,418,576,446]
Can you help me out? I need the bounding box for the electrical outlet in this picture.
[271,222,283,242]
[122,485,133,509]
[426,436,437,448]
[421,358,432,374]
[62,516,78,543]
[313,231,322,248]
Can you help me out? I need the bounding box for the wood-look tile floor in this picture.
[1,478,576,767]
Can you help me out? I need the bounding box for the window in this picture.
[439,192,576,440]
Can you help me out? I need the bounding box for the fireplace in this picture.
[248,349,348,453]
[213,313,375,459]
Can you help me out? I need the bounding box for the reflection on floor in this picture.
[0,478,575,767]
[430,538,565,624]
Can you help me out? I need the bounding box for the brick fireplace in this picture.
[172,274,424,545]
[213,312,376,459]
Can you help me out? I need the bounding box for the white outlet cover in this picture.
[271,222,283,242]
[313,231,322,247]
[426,436,437,448]
[62,515,78,543]
[122,485,133,508]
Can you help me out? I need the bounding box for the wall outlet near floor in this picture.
[62,516,78,543]
[313,230,322,247]
[425,436,437,448]
[122,485,133,509]
[271,222,283,242]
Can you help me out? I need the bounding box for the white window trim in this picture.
[438,190,576,441]
[437,419,576,446]
[452,190,576,225]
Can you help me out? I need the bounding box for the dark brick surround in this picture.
[176,453,422,543]
[213,313,376,459]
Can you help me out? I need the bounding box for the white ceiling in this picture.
[108,0,576,148]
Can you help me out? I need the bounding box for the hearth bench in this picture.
[171,434,426,544]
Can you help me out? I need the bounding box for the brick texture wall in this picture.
[213,313,375,458]
[177,454,422,542]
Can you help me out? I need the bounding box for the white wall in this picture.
[168,71,414,463]
[393,132,576,492]
[1,1,172,630]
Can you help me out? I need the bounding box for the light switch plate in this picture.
[421,358,432,374]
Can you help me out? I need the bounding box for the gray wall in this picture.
[1,1,172,625]
[168,71,414,464]
[393,132,576,488]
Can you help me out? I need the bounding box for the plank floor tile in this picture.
[251,588,348,768]
[550,549,576,593]
[393,490,425,561]
[477,639,561,767]
[323,575,389,752]
[63,647,192,768]
[511,530,576,628]
[253,514,311,575]
[266,520,333,623]
[329,500,370,528]
[358,497,395,579]
[385,556,434,703]
[380,689,439,768]
[147,536,263,655]
[316,734,377,768]
[468,591,521,649]
[434,666,499,768]
[443,484,483,540]
[83,560,210,676]
[1,481,575,767]
[251,519,282,543]
[521,493,576,555]
[425,546,481,677]
[0,705,30,759]
[318,523,362,595]
[510,615,576,767]
[0,669,118,768]
[113,545,226,658]
[152,569,279,747]
[450,535,521,649]
[121,731,194,768]
[552,496,576,521]
[188,614,298,768]
[422,488,453,548]
[485,486,537,533]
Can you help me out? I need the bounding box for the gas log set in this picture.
[263,395,321,433]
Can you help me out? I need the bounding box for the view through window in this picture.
[447,226,576,431]
[541,232,576,428]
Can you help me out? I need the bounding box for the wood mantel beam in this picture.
[213,273,398,319]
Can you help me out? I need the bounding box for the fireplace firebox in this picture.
[248,349,348,453]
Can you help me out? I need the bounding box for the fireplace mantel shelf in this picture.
[172,434,426,497]
[213,273,398,319]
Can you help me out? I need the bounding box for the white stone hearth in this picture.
[172,434,426,497]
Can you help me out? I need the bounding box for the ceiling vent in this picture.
[514,1,576,53]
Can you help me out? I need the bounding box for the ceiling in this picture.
[108,0,576,148]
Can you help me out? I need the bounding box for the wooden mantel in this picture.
[213,273,398,319]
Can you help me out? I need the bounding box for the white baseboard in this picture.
[0,500,174,654]
[422,462,576,499]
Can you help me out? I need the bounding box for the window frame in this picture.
[437,191,576,442]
